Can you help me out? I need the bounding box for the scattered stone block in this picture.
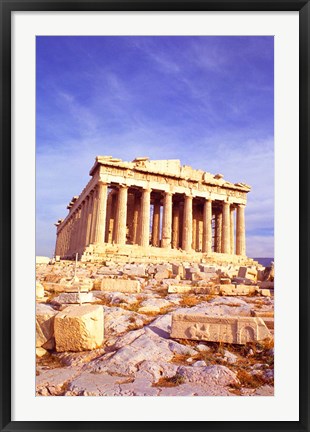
[220,284,256,296]
[100,278,141,293]
[199,265,216,273]
[257,288,271,297]
[170,313,271,344]
[154,269,171,280]
[55,255,60,262]
[168,285,193,294]
[172,264,185,278]
[52,292,94,305]
[238,266,257,282]
[220,277,231,285]
[232,276,254,285]
[36,347,48,357]
[259,281,274,290]
[36,281,45,299]
[54,305,104,352]
[251,310,274,318]
[36,304,58,349]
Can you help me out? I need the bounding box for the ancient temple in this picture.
[54,157,251,262]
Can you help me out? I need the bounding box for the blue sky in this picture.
[36,36,274,258]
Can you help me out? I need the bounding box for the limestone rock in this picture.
[36,281,45,299]
[100,278,141,293]
[170,313,271,344]
[52,292,94,305]
[54,305,104,352]
[220,284,256,296]
[36,304,58,349]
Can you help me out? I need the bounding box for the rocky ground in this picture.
[36,260,274,397]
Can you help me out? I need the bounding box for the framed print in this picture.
[1,1,309,431]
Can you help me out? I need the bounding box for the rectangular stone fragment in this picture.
[42,281,92,293]
[52,292,94,304]
[54,304,104,352]
[168,285,193,294]
[238,266,257,281]
[100,278,141,293]
[220,284,256,296]
[170,313,271,344]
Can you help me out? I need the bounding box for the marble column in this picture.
[172,202,180,249]
[182,194,193,252]
[93,181,108,244]
[139,188,151,247]
[222,201,231,254]
[132,193,141,245]
[114,185,128,245]
[85,193,94,247]
[202,199,212,254]
[161,192,172,248]
[236,204,246,255]
[215,212,222,253]
[151,198,161,247]
[230,207,235,255]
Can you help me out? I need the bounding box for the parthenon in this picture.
[54,157,251,262]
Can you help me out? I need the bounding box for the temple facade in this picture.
[54,157,251,262]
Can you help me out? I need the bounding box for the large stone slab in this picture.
[54,305,104,352]
[170,313,271,344]
[52,292,94,305]
[238,266,257,281]
[100,278,141,293]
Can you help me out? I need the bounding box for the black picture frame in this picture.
[1,1,309,431]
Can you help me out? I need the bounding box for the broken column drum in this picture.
[55,157,251,259]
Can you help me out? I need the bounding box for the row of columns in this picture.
[55,182,246,257]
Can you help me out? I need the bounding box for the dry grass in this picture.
[153,374,185,387]
[178,294,214,308]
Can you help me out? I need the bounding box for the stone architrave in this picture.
[170,313,271,344]
[54,304,104,352]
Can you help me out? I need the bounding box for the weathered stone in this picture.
[238,266,257,281]
[52,292,94,305]
[54,305,104,352]
[257,288,271,297]
[100,278,141,293]
[42,281,91,293]
[36,281,45,299]
[232,277,254,285]
[154,269,171,280]
[170,313,271,344]
[259,281,274,290]
[36,347,48,357]
[36,304,58,349]
[220,284,256,296]
[168,285,193,294]
[172,264,185,278]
